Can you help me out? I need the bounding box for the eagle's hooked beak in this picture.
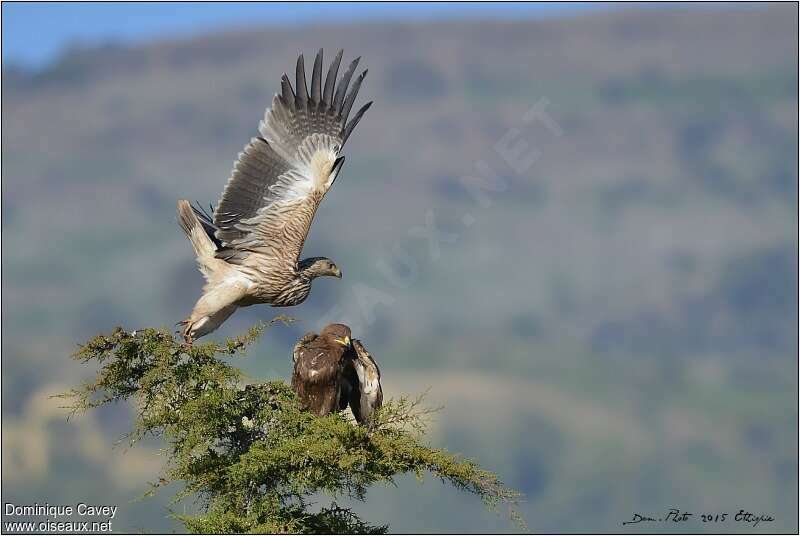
[334,266,342,278]
[334,335,351,347]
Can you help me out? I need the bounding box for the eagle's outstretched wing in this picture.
[211,49,371,268]
[347,339,383,424]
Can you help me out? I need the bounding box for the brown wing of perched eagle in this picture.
[291,324,352,417]
[175,50,371,342]
[291,325,383,424]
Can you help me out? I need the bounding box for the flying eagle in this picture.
[291,324,383,424]
[176,50,371,342]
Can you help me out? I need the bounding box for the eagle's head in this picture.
[298,256,342,279]
[320,323,352,348]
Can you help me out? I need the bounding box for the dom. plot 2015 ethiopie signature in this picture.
[622,508,774,528]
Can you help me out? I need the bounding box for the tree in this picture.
[60,320,525,533]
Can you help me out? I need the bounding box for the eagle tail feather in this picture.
[177,199,217,261]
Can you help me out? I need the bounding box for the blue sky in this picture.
[2,2,614,69]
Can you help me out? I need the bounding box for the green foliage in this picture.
[60,321,524,533]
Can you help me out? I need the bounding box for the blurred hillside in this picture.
[2,5,797,533]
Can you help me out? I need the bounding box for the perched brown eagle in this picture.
[176,50,371,342]
[291,324,383,424]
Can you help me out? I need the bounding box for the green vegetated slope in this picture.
[2,5,797,532]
